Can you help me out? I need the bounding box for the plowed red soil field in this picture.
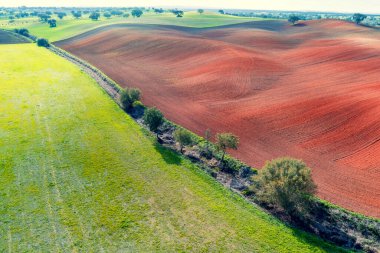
[56,20,380,218]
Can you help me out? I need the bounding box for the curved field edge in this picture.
[9,12,264,42]
[0,44,347,252]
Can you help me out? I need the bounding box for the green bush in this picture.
[253,157,316,214]
[173,128,194,153]
[132,100,145,110]
[119,88,141,110]
[37,38,49,47]
[143,107,164,134]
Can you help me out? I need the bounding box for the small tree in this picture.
[119,88,141,110]
[352,13,367,24]
[131,9,143,18]
[89,12,100,21]
[123,13,130,18]
[103,12,111,19]
[197,9,204,15]
[72,11,82,19]
[38,13,50,22]
[15,28,29,37]
[129,88,141,102]
[37,38,49,47]
[143,107,164,136]
[48,19,56,28]
[171,9,184,18]
[173,128,194,153]
[204,128,211,153]
[218,10,224,14]
[57,12,66,19]
[253,157,317,214]
[288,15,300,25]
[215,133,239,163]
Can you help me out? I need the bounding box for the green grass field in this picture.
[0,44,347,252]
[5,11,263,42]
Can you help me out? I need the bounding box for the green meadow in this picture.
[0,44,348,252]
[4,11,263,42]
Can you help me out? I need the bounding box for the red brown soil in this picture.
[56,20,380,218]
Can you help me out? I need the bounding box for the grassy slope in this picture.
[0,44,346,252]
[6,11,262,42]
[0,29,30,44]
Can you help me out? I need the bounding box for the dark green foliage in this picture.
[57,12,66,19]
[132,100,145,110]
[119,88,140,110]
[38,13,50,22]
[131,9,143,18]
[218,10,224,14]
[48,19,56,28]
[352,13,367,24]
[171,9,184,18]
[89,12,100,20]
[72,11,82,19]
[14,28,29,37]
[103,12,111,19]
[253,157,316,214]
[153,8,164,14]
[123,13,130,18]
[111,10,123,16]
[37,38,49,47]
[215,133,239,163]
[143,107,164,133]
[129,88,141,102]
[288,15,300,24]
[198,9,204,14]
[173,128,194,153]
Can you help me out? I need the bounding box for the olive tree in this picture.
[37,38,49,47]
[253,157,317,214]
[173,128,194,153]
[89,12,100,21]
[288,15,300,25]
[215,133,239,163]
[352,13,367,24]
[143,107,164,136]
[119,88,141,110]
[131,9,143,18]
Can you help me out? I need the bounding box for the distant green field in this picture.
[0,44,346,252]
[7,11,263,42]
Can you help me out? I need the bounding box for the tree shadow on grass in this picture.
[154,143,182,165]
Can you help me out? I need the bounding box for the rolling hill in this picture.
[56,20,380,218]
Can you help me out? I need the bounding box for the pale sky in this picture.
[1,0,380,14]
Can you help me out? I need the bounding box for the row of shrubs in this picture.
[119,87,319,222]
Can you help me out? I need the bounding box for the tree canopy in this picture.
[143,107,164,133]
[173,128,194,153]
[352,13,367,24]
[253,157,317,214]
[288,15,300,25]
[89,12,100,21]
[215,133,239,163]
[131,9,143,18]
